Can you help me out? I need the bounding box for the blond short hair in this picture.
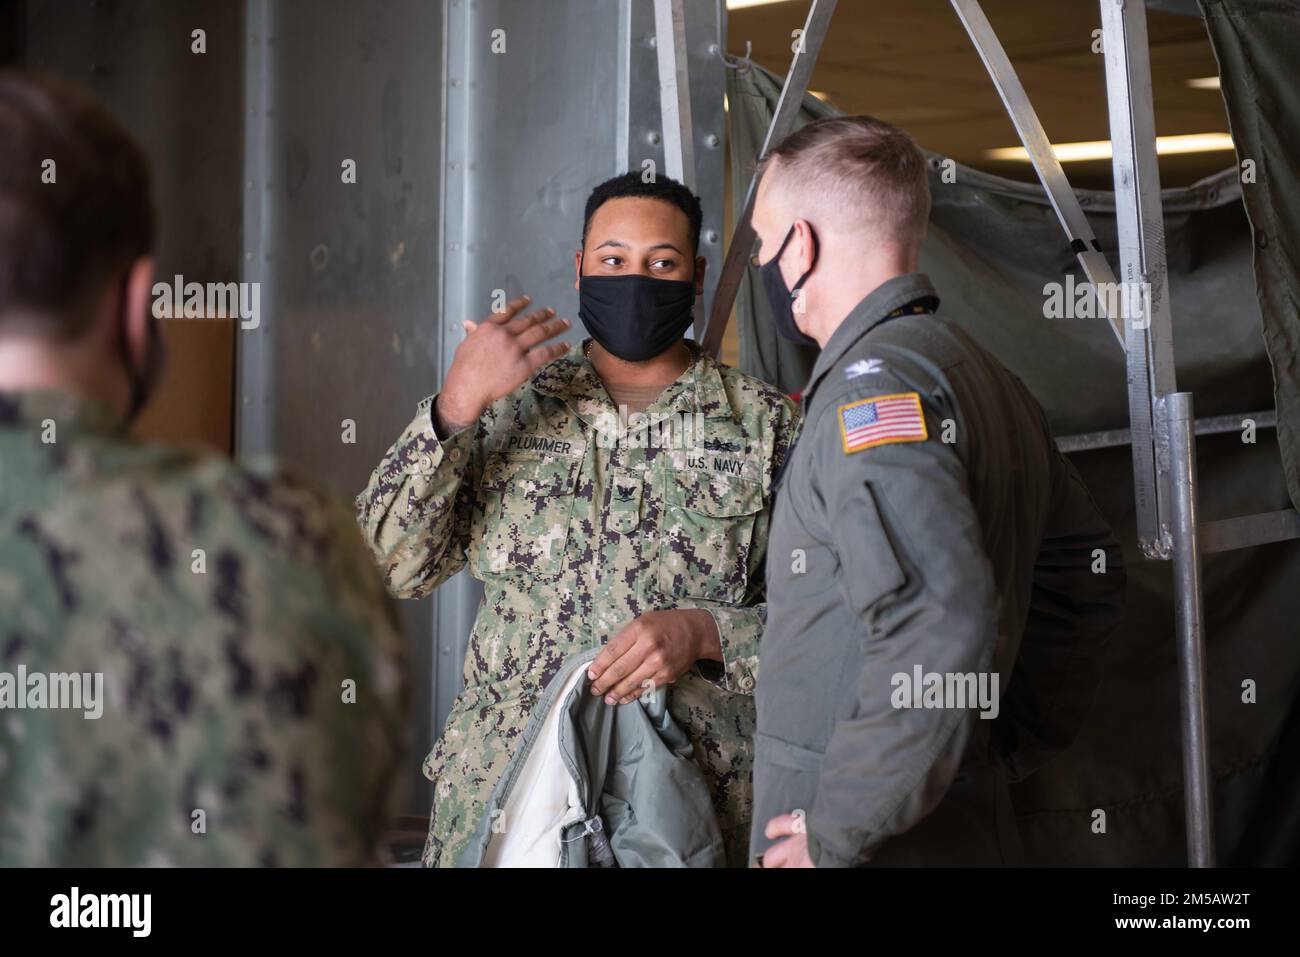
[758,115,931,249]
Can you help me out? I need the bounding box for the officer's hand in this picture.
[761,814,815,868]
[436,295,571,431]
[586,609,722,705]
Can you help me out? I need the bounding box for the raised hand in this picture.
[435,295,571,432]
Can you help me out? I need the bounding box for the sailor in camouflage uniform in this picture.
[0,71,408,866]
[358,173,799,866]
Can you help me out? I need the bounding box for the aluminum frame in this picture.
[654,0,696,189]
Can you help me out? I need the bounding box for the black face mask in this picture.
[578,266,697,363]
[758,224,819,348]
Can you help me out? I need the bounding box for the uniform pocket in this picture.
[752,731,825,843]
[477,453,579,579]
[754,730,826,772]
[658,470,764,604]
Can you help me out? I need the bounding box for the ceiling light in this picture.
[1186,76,1221,90]
[726,0,795,9]
[986,132,1235,163]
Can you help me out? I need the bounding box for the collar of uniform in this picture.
[803,272,940,404]
[0,388,125,436]
[531,339,735,429]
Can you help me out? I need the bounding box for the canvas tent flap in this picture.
[1202,0,1300,512]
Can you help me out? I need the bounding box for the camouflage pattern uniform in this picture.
[357,343,799,867]
[0,390,409,866]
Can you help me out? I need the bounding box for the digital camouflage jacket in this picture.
[357,345,799,867]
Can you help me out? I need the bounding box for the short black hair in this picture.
[582,171,703,254]
[0,69,154,339]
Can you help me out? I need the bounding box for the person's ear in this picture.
[794,220,817,274]
[694,255,707,296]
[574,249,583,290]
[122,255,156,363]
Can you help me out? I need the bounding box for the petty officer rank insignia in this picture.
[838,392,927,453]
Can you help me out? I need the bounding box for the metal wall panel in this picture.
[239,0,444,815]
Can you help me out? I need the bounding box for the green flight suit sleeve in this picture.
[996,444,1126,781]
[355,393,488,599]
[701,393,801,696]
[803,382,999,868]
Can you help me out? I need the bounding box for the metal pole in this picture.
[653,0,696,189]
[434,0,484,738]
[1163,392,1216,867]
[1101,0,1179,559]
[1056,408,1278,454]
[239,0,279,458]
[951,0,1125,349]
[701,0,838,356]
[1201,508,1300,555]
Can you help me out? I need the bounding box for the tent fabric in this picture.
[1202,0,1300,513]
[725,57,1300,865]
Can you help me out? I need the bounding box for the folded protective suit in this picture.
[458,648,726,867]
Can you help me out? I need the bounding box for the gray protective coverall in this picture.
[460,649,726,867]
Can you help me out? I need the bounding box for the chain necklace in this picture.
[583,339,699,365]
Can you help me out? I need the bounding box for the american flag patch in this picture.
[838,392,927,453]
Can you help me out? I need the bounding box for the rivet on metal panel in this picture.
[647,132,661,145]
[705,230,719,244]
[705,134,720,148]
